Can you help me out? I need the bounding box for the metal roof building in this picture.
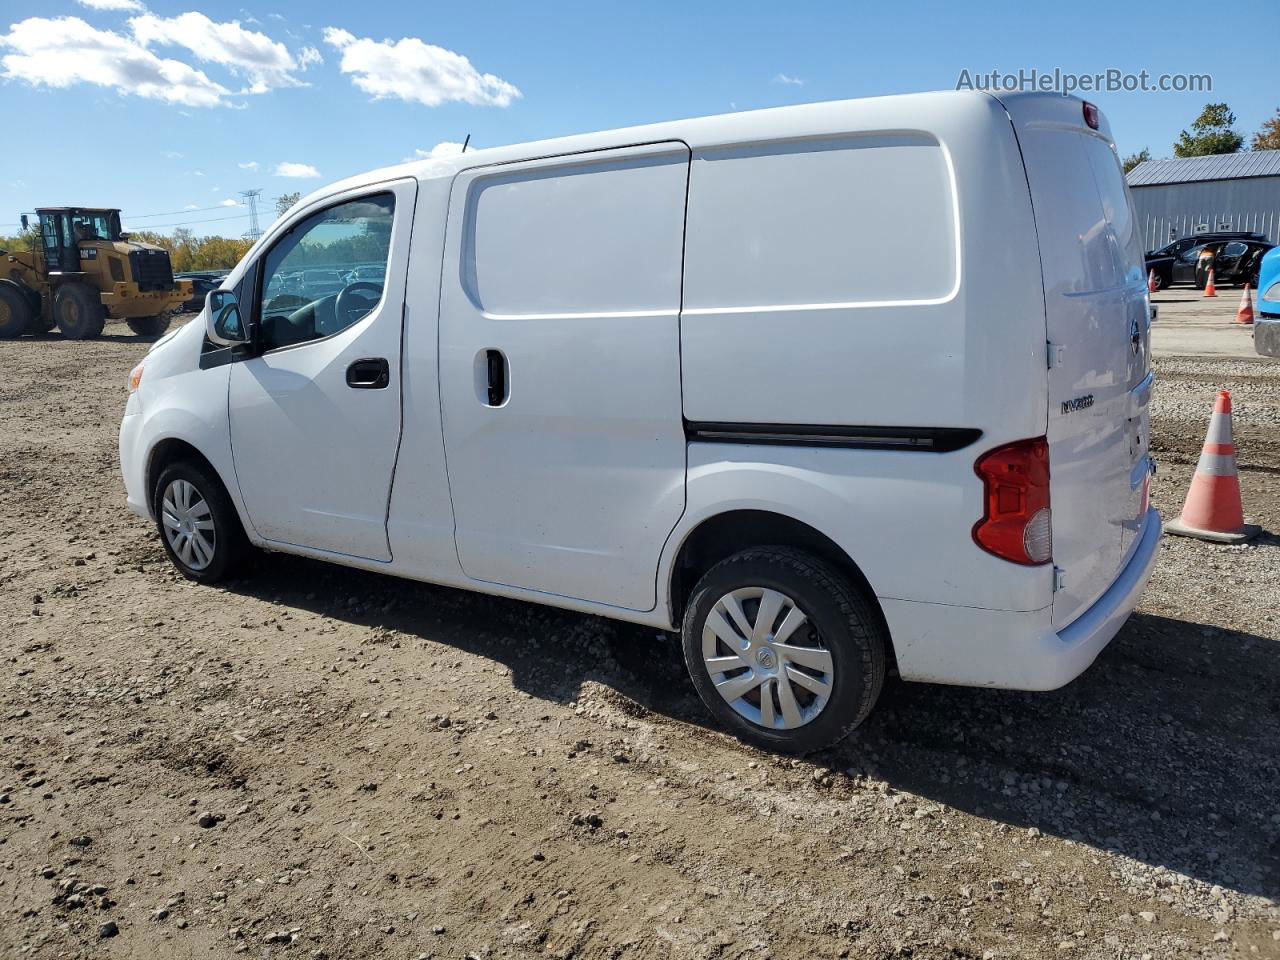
[1126,150,1280,250]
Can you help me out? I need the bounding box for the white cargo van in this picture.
[119,90,1159,753]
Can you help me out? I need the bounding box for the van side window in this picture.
[683,135,957,310]
[461,152,688,316]
[256,193,395,351]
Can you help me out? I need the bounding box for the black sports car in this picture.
[1144,234,1272,290]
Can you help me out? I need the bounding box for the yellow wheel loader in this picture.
[0,208,192,340]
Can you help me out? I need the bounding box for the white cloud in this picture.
[773,72,804,86]
[0,17,231,108]
[164,150,184,159]
[184,204,199,210]
[238,160,259,170]
[274,161,320,178]
[75,0,145,11]
[193,170,205,176]
[323,27,519,107]
[131,12,312,93]
[405,141,470,162]
[297,46,322,69]
[219,198,243,207]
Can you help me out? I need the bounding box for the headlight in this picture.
[128,361,144,393]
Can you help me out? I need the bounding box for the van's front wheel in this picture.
[153,461,249,583]
[681,547,886,754]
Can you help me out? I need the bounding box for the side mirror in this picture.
[206,289,248,347]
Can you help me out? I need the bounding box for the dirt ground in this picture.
[2,321,1279,960]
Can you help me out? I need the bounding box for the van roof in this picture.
[292,89,1093,210]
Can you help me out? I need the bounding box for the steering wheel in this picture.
[334,281,383,327]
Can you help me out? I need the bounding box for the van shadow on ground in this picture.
[226,554,1280,901]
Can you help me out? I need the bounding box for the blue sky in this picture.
[2,0,1275,237]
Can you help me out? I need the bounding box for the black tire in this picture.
[1148,271,1164,292]
[0,283,33,339]
[681,547,886,755]
[153,460,250,584]
[126,314,172,338]
[53,283,106,340]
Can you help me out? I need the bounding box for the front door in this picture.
[438,143,690,610]
[228,179,416,561]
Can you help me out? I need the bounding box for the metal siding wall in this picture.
[1130,176,1280,249]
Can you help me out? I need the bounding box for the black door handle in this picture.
[485,349,507,406]
[346,357,390,389]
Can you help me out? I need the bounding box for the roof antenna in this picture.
[461,134,471,153]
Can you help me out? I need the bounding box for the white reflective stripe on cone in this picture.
[1204,413,1234,447]
[1194,452,1240,477]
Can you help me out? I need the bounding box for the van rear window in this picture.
[683,134,958,310]
[1083,138,1144,282]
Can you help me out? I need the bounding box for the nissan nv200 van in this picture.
[119,90,1160,754]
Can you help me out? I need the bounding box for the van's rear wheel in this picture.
[681,547,886,754]
[153,461,249,583]
[126,314,171,338]
[53,283,105,340]
[0,284,33,339]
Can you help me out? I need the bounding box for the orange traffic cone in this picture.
[1203,267,1217,297]
[1235,283,1254,325]
[1164,391,1260,543]
[1147,268,1158,293]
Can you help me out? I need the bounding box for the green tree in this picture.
[1174,103,1244,158]
[275,192,301,217]
[124,229,252,271]
[0,225,39,256]
[1122,148,1151,174]
[1252,108,1280,151]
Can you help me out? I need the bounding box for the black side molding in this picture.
[685,421,982,453]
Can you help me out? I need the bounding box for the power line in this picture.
[123,212,253,229]
[3,203,242,227]
[126,203,244,219]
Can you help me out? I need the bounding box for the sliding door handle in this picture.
[346,357,390,389]
[485,349,508,406]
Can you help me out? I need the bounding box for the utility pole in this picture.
[240,189,263,240]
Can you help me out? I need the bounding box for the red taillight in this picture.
[973,437,1052,566]
[1082,101,1100,130]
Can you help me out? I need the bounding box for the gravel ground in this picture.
[2,328,1279,960]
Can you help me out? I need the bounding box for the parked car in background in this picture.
[1145,234,1272,290]
[175,273,225,313]
[1146,231,1265,260]
[1255,246,1280,358]
[1191,239,1272,290]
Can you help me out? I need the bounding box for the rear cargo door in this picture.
[1002,98,1152,628]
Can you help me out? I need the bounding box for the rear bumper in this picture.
[1044,506,1162,687]
[884,507,1161,690]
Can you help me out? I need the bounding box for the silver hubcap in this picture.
[161,478,216,571]
[701,587,834,730]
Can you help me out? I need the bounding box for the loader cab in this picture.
[36,208,123,274]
